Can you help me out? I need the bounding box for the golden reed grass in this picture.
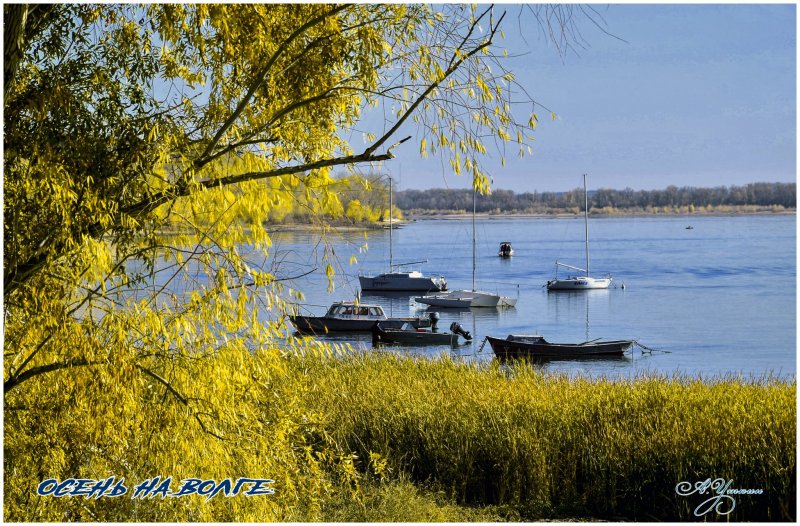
[299,352,795,521]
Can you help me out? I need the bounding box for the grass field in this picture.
[5,349,794,521]
[300,353,796,521]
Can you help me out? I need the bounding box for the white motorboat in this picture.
[359,174,447,293]
[547,174,612,291]
[416,188,516,308]
[498,241,514,257]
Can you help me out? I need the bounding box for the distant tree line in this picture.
[395,182,796,214]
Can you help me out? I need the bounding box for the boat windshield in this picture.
[327,304,384,317]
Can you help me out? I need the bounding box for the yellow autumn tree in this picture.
[3,3,584,521]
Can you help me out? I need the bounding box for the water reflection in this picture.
[545,289,618,343]
[495,354,632,366]
[359,291,420,318]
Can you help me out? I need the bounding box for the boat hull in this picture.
[359,273,446,292]
[372,326,458,346]
[487,336,635,359]
[416,290,516,308]
[290,315,430,333]
[546,276,612,291]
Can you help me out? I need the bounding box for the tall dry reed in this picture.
[299,353,795,520]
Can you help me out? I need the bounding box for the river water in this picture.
[262,214,795,379]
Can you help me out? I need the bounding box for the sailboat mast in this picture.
[472,186,476,291]
[583,173,589,276]
[388,174,393,272]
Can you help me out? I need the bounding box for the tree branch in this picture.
[136,364,187,404]
[364,6,505,157]
[196,4,348,166]
[4,4,58,99]
[4,358,98,393]
[121,136,411,220]
[137,364,224,440]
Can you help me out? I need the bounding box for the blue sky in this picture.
[376,4,796,192]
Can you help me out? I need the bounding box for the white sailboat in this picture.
[546,174,612,291]
[359,175,447,292]
[416,188,516,308]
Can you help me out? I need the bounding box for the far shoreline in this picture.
[408,209,796,220]
[253,208,794,233]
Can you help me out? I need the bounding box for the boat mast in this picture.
[472,184,476,291]
[388,174,393,273]
[583,173,589,276]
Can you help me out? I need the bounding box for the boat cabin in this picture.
[325,302,385,319]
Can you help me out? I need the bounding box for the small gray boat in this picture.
[487,334,635,359]
[372,321,472,346]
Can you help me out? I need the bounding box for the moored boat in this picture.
[498,241,514,257]
[546,263,612,291]
[290,302,435,333]
[486,334,635,359]
[359,267,447,292]
[359,174,448,293]
[416,289,517,308]
[371,321,472,346]
[546,174,612,291]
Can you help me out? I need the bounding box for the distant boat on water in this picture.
[498,241,514,258]
[547,174,612,291]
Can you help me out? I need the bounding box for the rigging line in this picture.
[635,341,671,354]
[554,208,578,261]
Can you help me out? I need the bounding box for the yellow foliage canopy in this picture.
[4,4,542,520]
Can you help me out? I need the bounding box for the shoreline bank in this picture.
[408,209,796,220]
[157,209,794,236]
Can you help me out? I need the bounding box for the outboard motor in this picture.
[450,322,472,341]
[370,322,383,346]
[427,311,440,330]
